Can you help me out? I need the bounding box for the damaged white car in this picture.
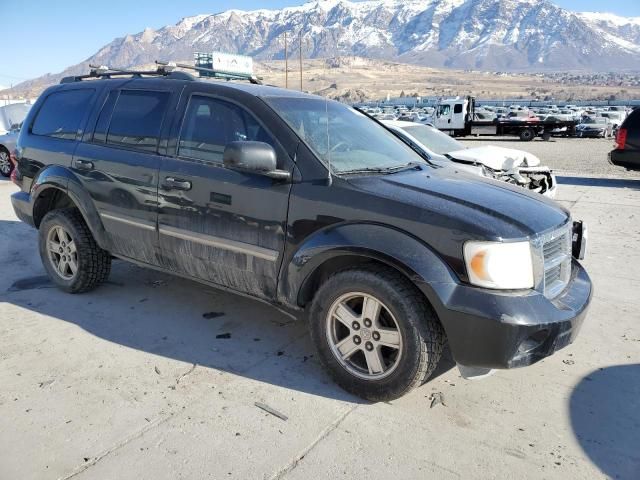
[382,120,557,197]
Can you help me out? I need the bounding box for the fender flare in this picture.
[278,223,459,316]
[30,165,109,249]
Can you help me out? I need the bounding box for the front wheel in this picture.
[39,208,112,293]
[309,266,445,401]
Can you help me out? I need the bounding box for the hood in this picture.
[347,166,568,241]
[446,146,541,171]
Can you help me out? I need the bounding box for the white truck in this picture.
[431,96,578,141]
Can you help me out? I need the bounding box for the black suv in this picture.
[610,108,640,169]
[11,68,591,401]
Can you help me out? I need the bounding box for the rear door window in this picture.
[178,95,274,164]
[31,89,95,139]
[106,90,169,153]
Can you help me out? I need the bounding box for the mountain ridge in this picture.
[5,0,640,96]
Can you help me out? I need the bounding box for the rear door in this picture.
[73,85,175,264]
[157,89,294,300]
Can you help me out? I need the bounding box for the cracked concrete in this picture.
[1,170,639,480]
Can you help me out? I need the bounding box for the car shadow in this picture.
[557,176,640,189]
[569,364,640,479]
[0,220,455,403]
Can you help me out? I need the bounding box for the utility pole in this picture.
[299,31,303,91]
[284,31,288,89]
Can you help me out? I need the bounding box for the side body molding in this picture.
[279,223,460,313]
[31,165,109,249]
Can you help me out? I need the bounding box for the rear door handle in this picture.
[75,159,94,170]
[163,177,192,191]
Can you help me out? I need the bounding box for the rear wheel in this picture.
[0,149,12,177]
[39,208,111,293]
[519,128,535,142]
[309,266,445,401]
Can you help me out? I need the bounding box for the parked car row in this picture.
[359,102,635,141]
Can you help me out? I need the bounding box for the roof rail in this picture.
[155,60,263,85]
[60,64,196,84]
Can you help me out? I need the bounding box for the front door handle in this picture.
[75,159,94,170]
[163,177,192,191]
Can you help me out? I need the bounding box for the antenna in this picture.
[326,98,332,186]
[284,31,288,89]
[299,32,303,91]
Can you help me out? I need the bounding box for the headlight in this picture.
[464,241,534,289]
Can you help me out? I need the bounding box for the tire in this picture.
[519,128,535,142]
[0,148,12,178]
[308,265,445,401]
[542,131,552,141]
[39,208,111,293]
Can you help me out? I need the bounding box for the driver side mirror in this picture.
[223,141,291,180]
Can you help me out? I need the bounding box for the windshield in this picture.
[266,97,422,173]
[399,124,464,155]
[583,117,605,125]
[0,104,31,131]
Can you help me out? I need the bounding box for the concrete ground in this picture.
[1,163,639,479]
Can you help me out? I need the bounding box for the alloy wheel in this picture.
[46,226,78,280]
[325,292,403,380]
[0,151,11,175]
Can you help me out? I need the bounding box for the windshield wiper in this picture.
[340,162,423,175]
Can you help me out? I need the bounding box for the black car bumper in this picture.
[11,191,35,227]
[432,260,592,370]
[576,129,604,138]
[609,149,640,169]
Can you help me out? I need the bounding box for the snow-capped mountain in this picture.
[10,0,640,93]
[578,12,640,47]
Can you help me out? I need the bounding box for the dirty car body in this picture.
[10,72,591,400]
[383,120,557,197]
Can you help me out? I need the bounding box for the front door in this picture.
[157,93,293,300]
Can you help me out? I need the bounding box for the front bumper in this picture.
[432,260,592,369]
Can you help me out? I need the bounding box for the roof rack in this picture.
[155,60,263,85]
[60,64,195,84]
[60,61,263,85]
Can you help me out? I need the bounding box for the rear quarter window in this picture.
[31,89,95,139]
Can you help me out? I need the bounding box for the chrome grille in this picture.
[542,226,572,298]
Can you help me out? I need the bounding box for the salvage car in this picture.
[0,129,20,177]
[11,64,591,401]
[382,120,557,197]
[576,117,614,138]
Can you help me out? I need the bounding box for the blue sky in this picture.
[1,0,639,85]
